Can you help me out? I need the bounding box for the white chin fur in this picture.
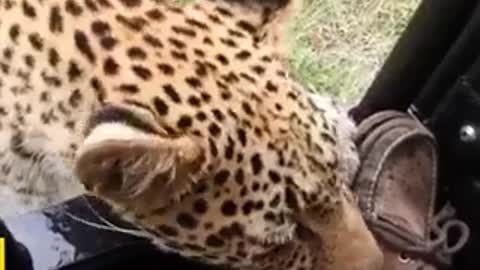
[82,122,152,147]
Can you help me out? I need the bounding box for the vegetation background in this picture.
[285,0,421,105]
[180,0,422,106]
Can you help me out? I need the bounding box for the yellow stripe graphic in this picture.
[0,237,5,270]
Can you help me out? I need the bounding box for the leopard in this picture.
[0,0,384,269]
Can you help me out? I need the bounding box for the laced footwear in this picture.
[351,110,470,270]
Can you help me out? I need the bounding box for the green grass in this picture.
[177,0,421,105]
[175,0,193,5]
[285,0,421,104]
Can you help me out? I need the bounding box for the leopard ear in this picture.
[74,122,204,209]
[207,0,303,52]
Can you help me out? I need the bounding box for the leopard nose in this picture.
[338,216,384,270]
[311,238,384,270]
[337,232,384,270]
[316,240,384,270]
[362,245,384,270]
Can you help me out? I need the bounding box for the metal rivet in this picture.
[472,179,480,191]
[459,125,477,142]
[399,252,412,264]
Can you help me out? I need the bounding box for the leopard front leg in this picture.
[0,127,84,216]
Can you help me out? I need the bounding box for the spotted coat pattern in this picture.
[0,0,378,270]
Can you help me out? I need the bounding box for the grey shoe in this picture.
[352,110,470,270]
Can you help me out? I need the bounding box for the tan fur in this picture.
[76,123,205,210]
[0,0,382,269]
